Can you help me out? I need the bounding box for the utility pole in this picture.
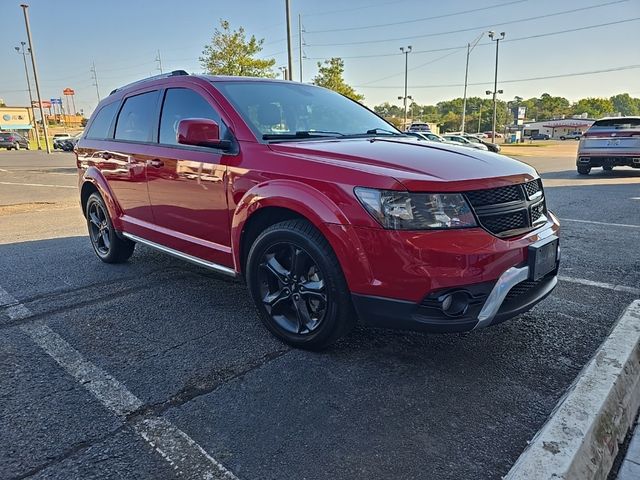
[279,66,288,80]
[400,45,412,130]
[477,103,483,134]
[285,0,293,80]
[20,4,50,153]
[155,49,163,74]
[461,32,484,133]
[90,61,101,103]
[298,13,303,82]
[489,31,505,140]
[15,41,41,150]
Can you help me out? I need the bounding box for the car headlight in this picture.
[354,187,477,230]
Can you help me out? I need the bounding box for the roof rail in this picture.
[109,70,189,95]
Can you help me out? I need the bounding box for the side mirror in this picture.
[177,118,230,150]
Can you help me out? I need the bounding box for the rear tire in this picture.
[14,143,20,150]
[85,192,135,263]
[577,166,591,175]
[603,166,613,171]
[559,136,566,140]
[246,219,356,350]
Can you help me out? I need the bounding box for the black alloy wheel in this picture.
[258,242,328,335]
[85,192,135,263]
[247,219,355,350]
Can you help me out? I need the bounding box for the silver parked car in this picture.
[576,117,640,174]
[442,134,489,151]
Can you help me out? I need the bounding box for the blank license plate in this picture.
[528,236,558,281]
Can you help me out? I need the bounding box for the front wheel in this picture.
[577,166,591,175]
[14,143,20,150]
[246,219,356,350]
[559,136,566,141]
[85,192,135,263]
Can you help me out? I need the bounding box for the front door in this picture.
[146,87,232,267]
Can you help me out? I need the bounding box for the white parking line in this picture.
[0,181,76,189]
[1,285,238,480]
[559,275,640,295]
[561,218,640,229]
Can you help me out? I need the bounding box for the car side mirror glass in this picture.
[177,118,230,150]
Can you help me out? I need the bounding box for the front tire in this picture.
[85,192,135,263]
[14,143,20,150]
[246,219,355,350]
[559,136,566,140]
[577,165,591,175]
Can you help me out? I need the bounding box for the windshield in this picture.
[213,81,399,140]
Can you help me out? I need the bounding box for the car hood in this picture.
[267,137,537,190]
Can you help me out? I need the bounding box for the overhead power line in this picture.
[303,0,412,18]
[305,17,640,60]
[309,0,628,47]
[306,0,526,34]
[354,64,640,89]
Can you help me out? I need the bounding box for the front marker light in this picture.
[354,187,477,230]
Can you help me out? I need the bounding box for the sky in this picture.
[1,0,639,116]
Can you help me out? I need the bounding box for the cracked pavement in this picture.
[1,148,639,479]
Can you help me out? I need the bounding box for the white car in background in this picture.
[576,116,640,174]
[442,134,489,150]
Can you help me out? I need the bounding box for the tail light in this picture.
[7,136,15,142]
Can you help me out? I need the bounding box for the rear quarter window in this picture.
[85,102,119,139]
[114,91,160,142]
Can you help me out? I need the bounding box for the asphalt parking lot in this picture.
[1,147,639,479]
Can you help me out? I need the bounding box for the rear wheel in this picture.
[246,219,356,350]
[14,142,20,150]
[603,166,613,171]
[559,136,566,140]
[577,166,591,175]
[86,192,135,263]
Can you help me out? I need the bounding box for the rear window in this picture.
[86,102,119,139]
[115,91,160,142]
[590,118,640,130]
[0,133,11,140]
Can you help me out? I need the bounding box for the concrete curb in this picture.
[506,300,640,480]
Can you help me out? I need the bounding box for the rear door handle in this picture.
[149,159,164,168]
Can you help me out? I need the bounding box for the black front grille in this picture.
[465,180,547,237]
[523,179,541,198]
[465,185,522,206]
[482,211,528,234]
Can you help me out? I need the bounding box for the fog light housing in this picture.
[439,291,471,317]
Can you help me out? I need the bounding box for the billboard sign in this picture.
[63,88,75,96]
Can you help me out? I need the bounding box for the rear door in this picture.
[146,86,232,266]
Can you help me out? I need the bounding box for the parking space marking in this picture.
[0,285,238,480]
[559,275,640,295]
[561,218,640,229]
[0,181,76,189]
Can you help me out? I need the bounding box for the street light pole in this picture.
[20,4,50,153]
[461,32,484,133]
[400,45,412,130]
[15,42,41,150]
[477,103,483,134]
[285,0,293,80]
[489,31,505,141]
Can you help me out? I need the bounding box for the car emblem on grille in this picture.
[607,139,621,146]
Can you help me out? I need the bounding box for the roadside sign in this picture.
[33,100,52,108]
[49,98,62,105]
[63,88,75,96]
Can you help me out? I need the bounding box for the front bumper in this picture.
[352,265,558,333]
[325,214,561,333]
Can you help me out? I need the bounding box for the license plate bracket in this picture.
[528,235,558,281]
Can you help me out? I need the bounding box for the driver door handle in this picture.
[149,159,164,168]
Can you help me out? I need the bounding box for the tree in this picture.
[200,19,275,77]
[610,93,640,116]
[312,58,364,102]
[572,97,615,118]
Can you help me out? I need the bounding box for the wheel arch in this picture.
[80,167,124,230]
[231,180,368,284]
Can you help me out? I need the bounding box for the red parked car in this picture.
[77,71,560,349]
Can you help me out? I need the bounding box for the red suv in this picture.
[77,71,560,349]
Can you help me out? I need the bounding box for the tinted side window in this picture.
[114,91,159,142]
[159,88,227,145]
[86,102,119,139]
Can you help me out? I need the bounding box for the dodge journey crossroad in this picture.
[76,71,560,349]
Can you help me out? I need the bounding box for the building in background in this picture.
[523,117,595,139]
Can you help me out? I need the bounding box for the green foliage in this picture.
[373,93,640,132]
[81,117,88,127]
[573,97,615,118]
[200,20,276,77]
[312,58,364,102]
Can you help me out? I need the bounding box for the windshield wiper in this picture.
[364,127,404,136]
[262,130,344,140]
